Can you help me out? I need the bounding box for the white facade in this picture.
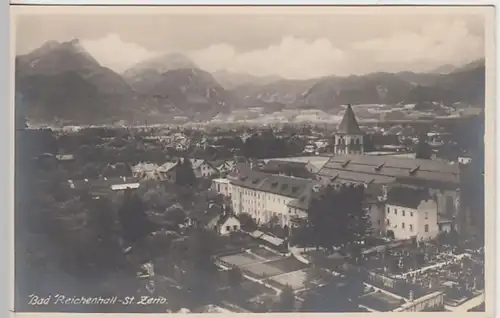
[334,134,364,155]
[212,178,231,197]
[218,216,241,236]
[385,200,439,241]
[230,185,295,227]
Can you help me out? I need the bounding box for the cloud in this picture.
[189,19,483,79]
[81,34,160,72]
[81,18,484,78]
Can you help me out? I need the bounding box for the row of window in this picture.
[384,219,429,233]
[386,207,413,217]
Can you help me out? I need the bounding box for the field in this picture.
[217,246,343,295]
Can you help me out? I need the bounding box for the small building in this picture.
[208,213,241,236]
[191,159,218,178]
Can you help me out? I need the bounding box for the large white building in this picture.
[212,169,318,228]
[211,106,475,240]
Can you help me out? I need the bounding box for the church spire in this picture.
[337,104,362,135]
[333,104,364,155]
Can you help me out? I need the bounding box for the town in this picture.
[15,104,485,313]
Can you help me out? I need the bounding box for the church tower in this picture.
[334,104,364,155]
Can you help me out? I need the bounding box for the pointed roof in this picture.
[337,104,363,135]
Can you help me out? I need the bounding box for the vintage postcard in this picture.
[10,4,495,316]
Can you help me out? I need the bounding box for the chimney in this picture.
[409,290,414,301]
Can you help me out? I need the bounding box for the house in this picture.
[157,161,179,182]
[209,160,233,176]
[208,213,241,236]
[190,159,218,178]
[384,186,439,241]
[132,162,164,180]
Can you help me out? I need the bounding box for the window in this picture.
[233,225,238,230]
[402,210,405,217]
[424,224,429,232]
[402,222,405,229]
[410,212,413,217]
[409,224,413,232]
[425,212,428,219]
[394,209,397,216]
[386,207,390,213]
[226,226,231,231]
[386,219,390,225]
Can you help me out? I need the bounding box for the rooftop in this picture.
[318,155,460,187]
[386,186,433,209]
[337,104,363,135]
[229,169,318,200]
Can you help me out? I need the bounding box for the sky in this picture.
[14,7,487,79]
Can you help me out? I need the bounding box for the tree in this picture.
[238,212,257,232]
[277,285,295,312]
[118,188,156,245]
[415,133,433,159]
[176,158,197,187]
[307,184,367,251]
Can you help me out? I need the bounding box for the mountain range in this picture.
[15,39,486,125]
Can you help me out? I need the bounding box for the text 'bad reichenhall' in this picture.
[28,294,168,306]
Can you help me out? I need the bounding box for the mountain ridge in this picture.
[15,39,486,125]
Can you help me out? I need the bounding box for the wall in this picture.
[416,200,439,241]
[227,184,297,227]
[385,204,418,240]
[334,134,364,155]
[394,292,444,312]
[368,203,385,236]
[219,217,241,235]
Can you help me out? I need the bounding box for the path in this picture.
[445,292,484,312]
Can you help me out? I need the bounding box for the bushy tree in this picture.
[277,285,295,312]
[118,188,156,245]
[307,184,369,251]
[415,133,433,159]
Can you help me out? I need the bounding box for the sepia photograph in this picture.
[11,5,493,314]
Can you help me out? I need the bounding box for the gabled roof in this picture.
[317,155,460,186]
[337,104,363,135]
[386,186,432,209]
[230,168,317,200]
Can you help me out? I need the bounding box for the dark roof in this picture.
[386,186,432,209]
[229,168,318,200]
[260,160,315,179]
[209,160,227,168]
[208,213,240,228]
[317,155,460,186]
[337,104,363,135]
